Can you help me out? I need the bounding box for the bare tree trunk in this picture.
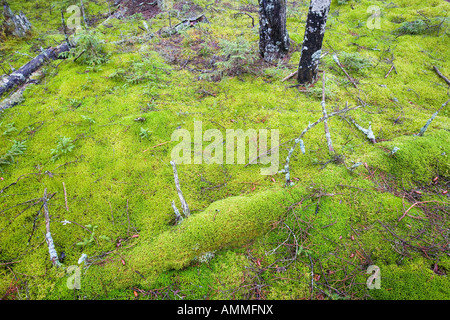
[259,0,290,62]
[2,1,32,38]
[297,0,331,85]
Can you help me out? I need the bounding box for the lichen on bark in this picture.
[259,0,290,62]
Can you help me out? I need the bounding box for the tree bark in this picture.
[259,0,290,62]
[2,1,32,38]
[297,0,331,85]
[0,42,71,98]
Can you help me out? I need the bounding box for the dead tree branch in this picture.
[42,188,61,267]
[285,104,363,186]
[0,42,71,98]
[433,66,450,86]
[170,161,190,218]
[332,54,358,89]
[417,98,449,136]
[321,71,334,153]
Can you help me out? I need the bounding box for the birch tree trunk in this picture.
[259,0,290,62]
[297,0,331,85]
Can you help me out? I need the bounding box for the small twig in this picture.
[321,71,334,153]
[281,70,298,82]
[62,182,69,212]
[80,0,89,28]
[398,200,443,222]
[384,64,395,78]
[126,199,130,235]
[142,141,170,152]
[60,9,70,48]
[332,54,358,89]
[432,66,450,86]
[73,49,86,63]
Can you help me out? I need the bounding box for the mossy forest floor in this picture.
[0,0,449,300]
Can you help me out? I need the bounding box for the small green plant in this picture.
[81,115,95,124]
[76,224,98,247]
[339,51,372,74]
[69,98,82,108]
[50,136,75,162]
[110,53,170,85]
[139,127,151,140]
[395,19,428,35]
[0,140,27,172]
[206,37,257,80]
[394,17,448,36]
[59,29,109,66]
[1,122,18,136]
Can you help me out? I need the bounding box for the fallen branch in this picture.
[62,182,69,212]
[432,65,450,86]
[347,116,376,143]
[417,98,449,136]
[282,70,298,82]
[0,42,71,98]
[321,71,334,153]
[332,54,358,89]
[170,161,190,218]
[160,15,208,38]
[42,188,61,267]
[384,63,396,79]
[232,12,255,28]
[285,104,363,186]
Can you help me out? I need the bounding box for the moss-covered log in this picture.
[129,187,303,275]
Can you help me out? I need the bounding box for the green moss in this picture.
[1,0,449,300]
[129,187,303,276]
[364,130,449,183]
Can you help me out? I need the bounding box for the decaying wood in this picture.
[42,188,61,267]
[170,161,190,218]
[0,42,71,98]
[0,71,41,111]
[2,1,32,38]
[160,15,208,38]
